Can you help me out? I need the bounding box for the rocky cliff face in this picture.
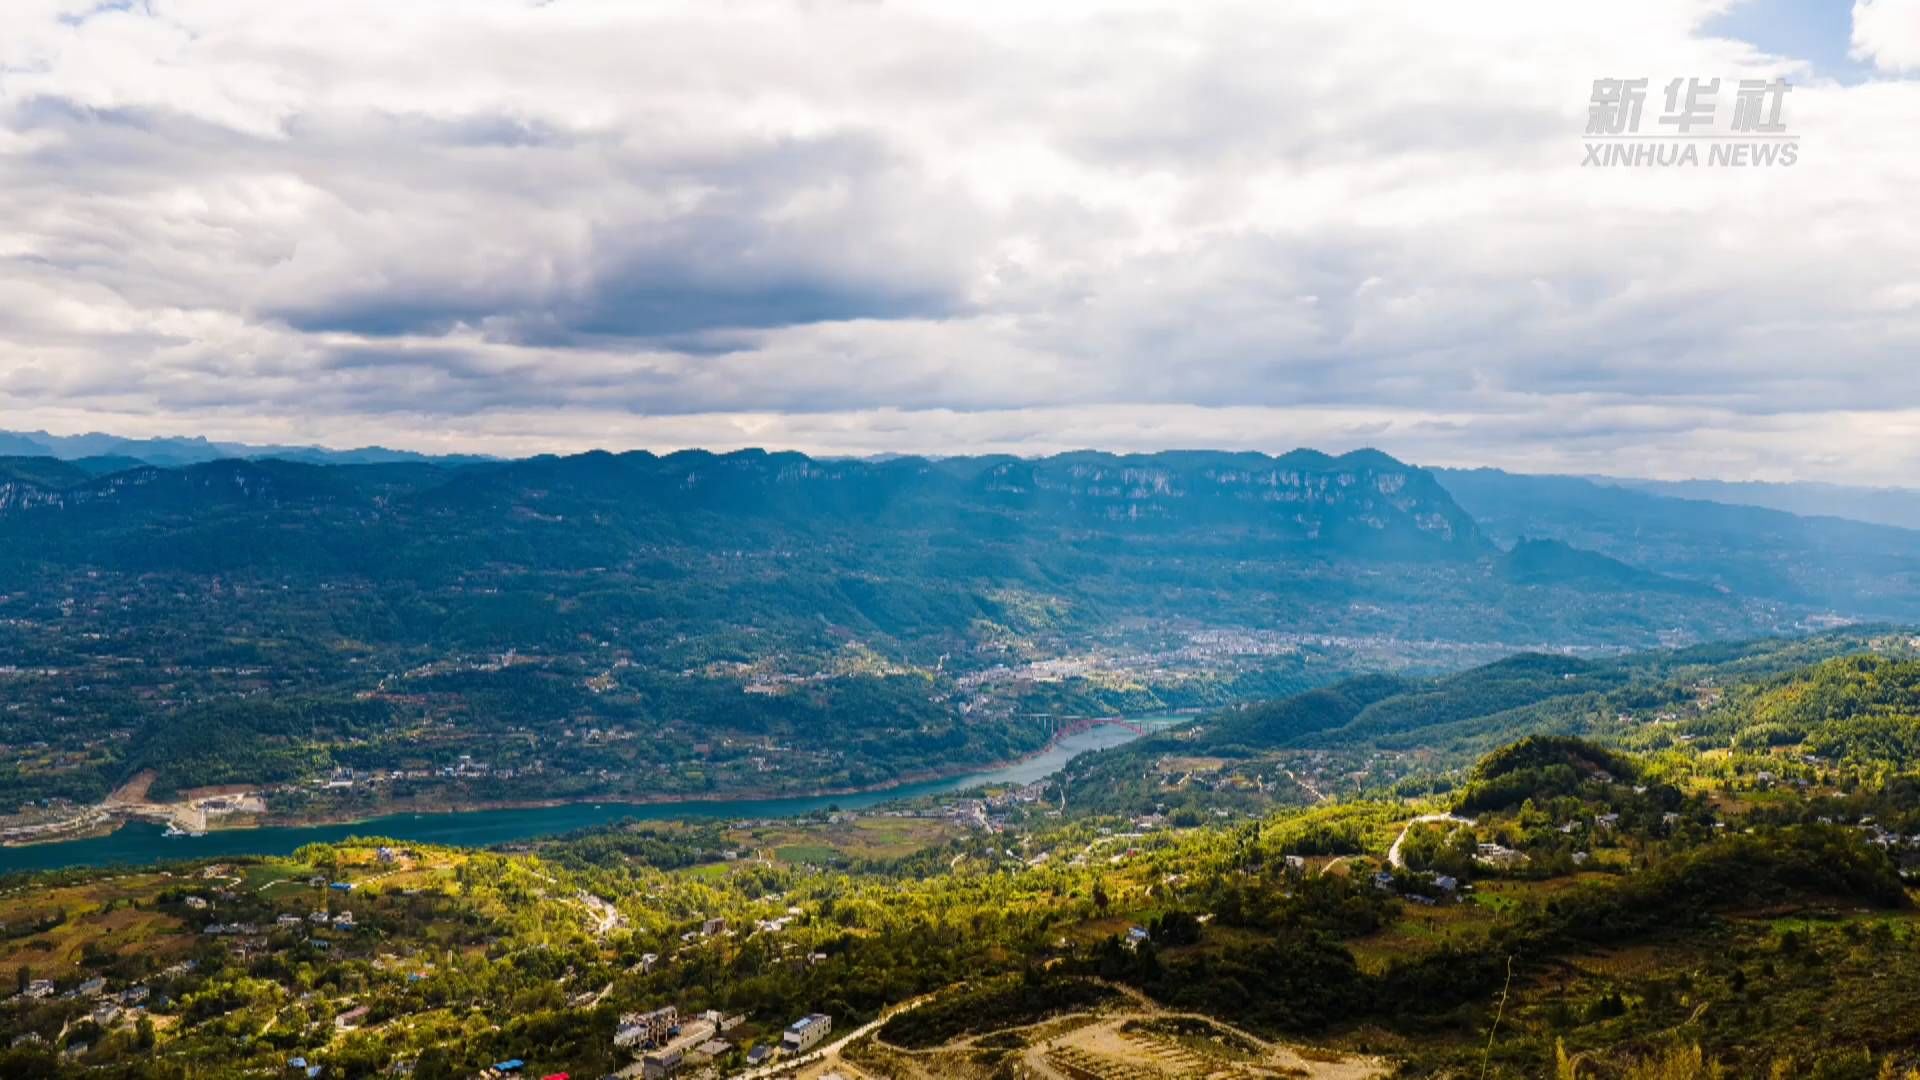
[973,450,1482,550]
[0,446,1787,654]
[0,479,65,513]
[0,447,1487,566]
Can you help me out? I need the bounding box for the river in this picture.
[0,716,1178,875]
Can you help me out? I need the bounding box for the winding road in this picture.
[1386,813,1472,870]
[729,993,930,1079]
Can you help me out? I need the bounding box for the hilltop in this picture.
[1053,628,1920,820]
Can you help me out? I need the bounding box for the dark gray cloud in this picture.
[258,127,973,342]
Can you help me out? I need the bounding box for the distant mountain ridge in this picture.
[0,446,1792,653]
[13,424,1920,533]
[5,443,1914,629]
[1595,475,1920,532]
[0,446,1486,556]
[0,438,1482,556]
[1434,467,1920,620]
[0,428,493,468]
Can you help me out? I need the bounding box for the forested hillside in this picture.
[0,448,1809,810]
[1436,467,1920,619]
[10,639,1920,1078]
[1056,628,1920,819]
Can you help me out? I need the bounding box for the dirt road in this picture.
[1386,813,1472,870]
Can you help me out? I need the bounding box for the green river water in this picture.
[0,718,1174,875]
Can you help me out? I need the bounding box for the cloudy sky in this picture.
[2,0,1918,481]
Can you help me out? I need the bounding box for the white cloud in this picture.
[0,0,1916,482]
[1853,0,1920,72]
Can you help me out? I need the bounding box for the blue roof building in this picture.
[780,1013,832,1053]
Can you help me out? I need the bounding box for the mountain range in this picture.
[1434,467,1920,620]
[1597,475,1920,532]
[2,441,1917,807]
[0,428,491,469]
[3,446,1909,635]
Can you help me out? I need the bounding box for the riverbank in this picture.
[0,807,117,846]
[241,724,1134,830]
[6,714,1185,848]
[0,716,1184,874]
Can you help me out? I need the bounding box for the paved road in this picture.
[728,994,929,1079]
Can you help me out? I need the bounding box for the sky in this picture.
[1,1,1918,482]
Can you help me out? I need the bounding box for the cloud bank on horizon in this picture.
[1,0,1917,481]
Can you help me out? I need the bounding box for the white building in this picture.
[781,1013,832,1054]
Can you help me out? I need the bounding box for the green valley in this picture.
[9,634,1920,1077]
[3,448,1854,833]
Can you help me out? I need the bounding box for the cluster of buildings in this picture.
[752,913,797,934]
[613,1006,751,1077]
[1372,869,1461,903]
[9,976,159,1047]
[608,1004,826,1077]
[201,921,263,935]
[1473,842,1529,868]
[307,755,538,792]
[1849,817,1920,851]
[613,1006,683,1050]
[0,805,110,842]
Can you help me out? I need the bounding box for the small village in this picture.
[0,833,867,1080]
